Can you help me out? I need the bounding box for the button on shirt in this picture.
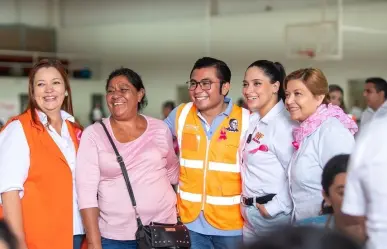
[289,118,355,221]
[164,97,248,236]
[0,110,84,235]
[242,101,295,217]
[342,115,387,249]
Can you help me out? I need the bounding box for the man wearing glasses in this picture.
[164,57,250,249]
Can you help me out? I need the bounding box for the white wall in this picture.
[0,0,52,27]
[2,1,387,124]
[57,1,387,62]
[53,1,387,119]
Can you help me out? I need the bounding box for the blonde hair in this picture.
[284,68,330,104]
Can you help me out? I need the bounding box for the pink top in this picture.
[75,116,179,240]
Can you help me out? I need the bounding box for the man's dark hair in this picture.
[321,154,350,214]
[365,77,387,100]
[162,101,176,110]
[190,57,231,96]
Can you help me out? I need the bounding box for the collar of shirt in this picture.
[196,96,233,117]
[37,110,75,126]
[196,97,233,132]
[378,100,387,112]
[252,101,285,125]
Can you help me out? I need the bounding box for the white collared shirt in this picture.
[0,110,84,235]
[342,114,387,249]
[360,101,387,129]
[242,101,296,217]
[289,117,355,221]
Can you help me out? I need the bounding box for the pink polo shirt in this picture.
[75,116,179,240]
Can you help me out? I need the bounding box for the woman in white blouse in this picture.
[0,59,85,249]
[240,60,296,244]
[284,68,358,223]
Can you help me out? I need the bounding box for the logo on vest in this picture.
[218,128,227,141]
[226,118,239,132]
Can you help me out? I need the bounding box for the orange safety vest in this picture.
[175,102,249,230]
[0,110,86,249]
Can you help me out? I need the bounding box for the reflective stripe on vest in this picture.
[178,188,241,206]
[177,102,193,153]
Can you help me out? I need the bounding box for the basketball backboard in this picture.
[285,20,342,61]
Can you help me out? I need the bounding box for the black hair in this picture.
[247,60,286,101]
[237,97,244,107]
[329,84,346,111]
[0,220,17,249]
[162,101,176,110]
[321,154,350,215]
[106,67,148,112]
[329,84,344,94]
[229,118,237,124]
[241,226,361,249]
[365,77,387,100]
[190,57,231,96]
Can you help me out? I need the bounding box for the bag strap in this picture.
[99,120,143,228]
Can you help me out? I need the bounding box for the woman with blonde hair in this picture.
[284,68,358,222]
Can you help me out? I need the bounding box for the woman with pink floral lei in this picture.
[283,68,358,223]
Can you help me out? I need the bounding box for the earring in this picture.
[65,91,68,97]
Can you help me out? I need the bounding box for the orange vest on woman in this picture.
[0,110,85,249]
[175,102,249,230]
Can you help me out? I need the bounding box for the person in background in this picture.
[329,85,346,112]
[89,102,105,124]
[360,77,387,128]
[284,68,357,223]
[342,112,387,249]
[76,67,179,249]
[164,57,250,249]
[0,59,85,249]
[329,85,358,122]
[162,101,179,155]
[162,100,176,119]
[237,97,248,109]
[240,226,361,249]
[0,220,17,249]
[240,60,294,244]
[296,154,366,243]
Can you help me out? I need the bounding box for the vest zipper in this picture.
[201,138,210,210]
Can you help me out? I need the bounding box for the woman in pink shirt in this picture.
[76,68,180,249]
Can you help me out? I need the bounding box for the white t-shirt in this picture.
[342,114,387,249]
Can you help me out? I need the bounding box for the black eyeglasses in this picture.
[186,80,222,91]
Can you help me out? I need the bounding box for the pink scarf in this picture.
[292,104,358,150]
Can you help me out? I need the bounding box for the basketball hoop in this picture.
[284,21,341,61]
[297,49,316,59]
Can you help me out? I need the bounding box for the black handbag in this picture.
[99,121,191,249]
